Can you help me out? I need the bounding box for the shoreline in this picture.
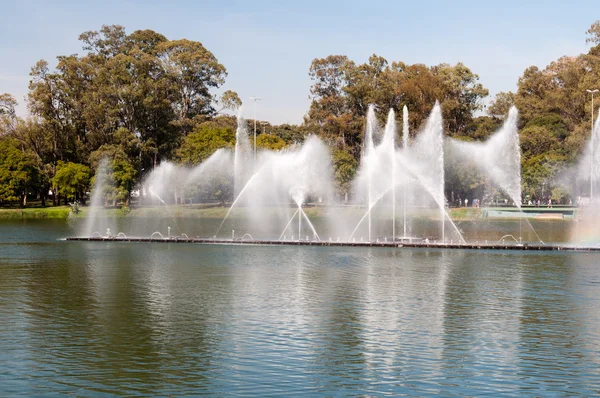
[0,205,577,222]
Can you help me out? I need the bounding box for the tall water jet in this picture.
[571,112,600,245]
[382,109,397,240]
[402,105,410,238]
[591,112,600,200]
[81,158,117,237]
[234,108,251,196]
[447,107,545,243]
[407,101,446,241]
[576,112,600,199]
[216,135,333,239]
[364,105,378,241]
[350,102,463,243]
[448,106,522,206]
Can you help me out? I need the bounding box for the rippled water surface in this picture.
[1,220,600,396]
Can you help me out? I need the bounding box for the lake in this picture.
[1,219,600,396]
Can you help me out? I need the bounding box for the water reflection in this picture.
[1,221,600,395]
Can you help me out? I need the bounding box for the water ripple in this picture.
[1,235,600,395]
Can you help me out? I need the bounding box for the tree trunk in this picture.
[22,192,27,207]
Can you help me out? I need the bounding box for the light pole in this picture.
[587,89,598,200]
[261,121,269,134]
[249,97,261,161]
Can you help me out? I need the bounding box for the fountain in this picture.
[382,109,397,241]
[402,105,410,240]
[447,106,522,206]
[351,102,463,243]
[234,108,252,196]
[570,112,600,244]
[364,105,379,242]
[81,158,117,237]
[71,101,600,252]
[215,135,333,239]
[447,106,544,244]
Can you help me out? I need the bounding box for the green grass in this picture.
[448,207,480,219]
[0,204,577,222]
[0,206,74,219]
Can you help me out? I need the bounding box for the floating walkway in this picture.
[65,236,600,252]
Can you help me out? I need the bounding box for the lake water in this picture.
[1,219,600,396]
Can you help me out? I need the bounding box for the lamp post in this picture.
[587,89,598,200]
[249,97,261,161]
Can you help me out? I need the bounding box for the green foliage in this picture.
[520,126,557,158]
[178,121,234,165]
[271,124,309,144]
[465,116,502,140]
[4,21,600,207]
[112,158,137,203]
[507,20,600,198]
[26,24,234,181]
[52,161,91,202]
[217,90,242,113]
[332,149,358,198]
[256,134,286,151]
[306,54,488,145]
[444,152,488,204]
[488,91,515,119]
[0,139,40,205]
[525,114,568,141]
[521,153,568,201]
[90,147,137,205]
[551,186,570,204]
[0,93,17,133]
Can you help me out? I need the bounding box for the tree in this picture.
[586,20,600,44]
[271,124,308,144]
[464,116,502,140]
[308,55,353,117]
[256,134,286,151]
[216,90,242,114]
[332,149,357,201]
[435,62,489,135]
[90,145,137,206]
[177,121,234,165]
[521,153,567,201]
[158,39,227,123]
[488,92,515,119]
[0,93,17,134]
[0,138,40,206]
[10,119,58,205]
[306,54,489,154]
[52,161,91,204]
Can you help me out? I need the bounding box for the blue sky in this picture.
[0,0,597,124]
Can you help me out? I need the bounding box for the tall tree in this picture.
[0,138,40,206]
[0,93,17,134]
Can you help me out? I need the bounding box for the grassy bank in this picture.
[0,206,74,219]
[0,204,576,222]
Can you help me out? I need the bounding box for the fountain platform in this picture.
[65,237,600,252]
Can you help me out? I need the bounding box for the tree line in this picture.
[1,22,600,207]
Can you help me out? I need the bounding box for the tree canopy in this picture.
[2,21,600,207]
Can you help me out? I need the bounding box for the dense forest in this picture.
[1,22,600,207]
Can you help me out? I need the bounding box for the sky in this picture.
[0,0,597,124]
